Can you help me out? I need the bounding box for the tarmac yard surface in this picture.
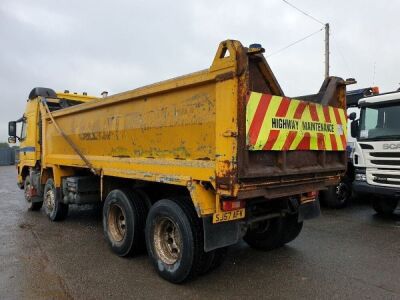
[1,165,400,299]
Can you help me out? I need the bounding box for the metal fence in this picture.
[0,148,16,166]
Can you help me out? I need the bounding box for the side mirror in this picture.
[8,136,16,144]
[348,112,357,121]
[350,120,359,138]
[8,121,17,137]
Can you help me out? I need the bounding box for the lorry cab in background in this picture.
[319,87,379,208]
[350,91,400,214]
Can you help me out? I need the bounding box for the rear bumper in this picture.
[237,176,340,200]
[353,181,400,197]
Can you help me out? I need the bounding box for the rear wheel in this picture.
[43,178,68,221]
[282,214,303,244]
[372,198,398,215]
[103,189,147,256]
[208,247,228,271]
[24,176,43,211]
[243,218,284,251]
[145,198,207,283]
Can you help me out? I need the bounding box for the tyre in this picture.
[198,251,215,275]
[103,189,147,257]
[282,214,303,244]
[199,246,228,275]
[320,179,352,209]
[208,247,227,271]
[43,178,68,221]
[24,176,43,211]
[145,198,207,283]
[372,198,398,215]
[243,217,285,251]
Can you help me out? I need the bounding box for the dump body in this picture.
[37,41,346,216]
[10,40,348,283]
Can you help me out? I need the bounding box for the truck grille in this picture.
[370,152,400,158]
[370,160,400,166]
[371,173,400,186]
[365,149,400,188]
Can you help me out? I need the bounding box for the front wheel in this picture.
[43,178,68,221]
[372,198,398,215]
[145,198,207,283]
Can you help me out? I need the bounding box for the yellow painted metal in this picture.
[15,40,346,219]
[55,92,98,102]
[187,182,216,216]
[17,99,41,186]
[35,41,245,216]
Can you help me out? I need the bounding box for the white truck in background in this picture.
[350,90,400,215]
[320,87,379,208]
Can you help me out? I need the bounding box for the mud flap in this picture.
[298,198,321,222]
[203,216,241,252]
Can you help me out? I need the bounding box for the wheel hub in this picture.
[108,204,126,242]
[153,217,182,265]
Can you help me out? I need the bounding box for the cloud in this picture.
[0,0,399,141]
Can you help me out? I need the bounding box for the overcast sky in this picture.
[0,0,399,141]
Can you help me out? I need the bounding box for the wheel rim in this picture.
[153,217,182,265]
[335,183,349,203]
[45,189,55,213]
[108,204,127,242]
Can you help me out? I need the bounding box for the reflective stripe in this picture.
[246,92,347,151]
[246,93,262,135]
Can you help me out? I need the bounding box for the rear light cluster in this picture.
[306,191,318,198]
[221,199,244,211]
[300,191,318,204]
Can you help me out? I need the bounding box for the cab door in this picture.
[19,100,40,167]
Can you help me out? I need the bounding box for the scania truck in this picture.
[8,40,348,283]
[320,87,379,208]
[350,91,400,214]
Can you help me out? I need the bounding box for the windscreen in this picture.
[359,101,400,140]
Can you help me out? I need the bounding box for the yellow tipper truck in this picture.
[8,40,348,283]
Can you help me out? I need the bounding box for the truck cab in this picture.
[319,87,379,208]
[351,91,400,214]
[8,88,98,189]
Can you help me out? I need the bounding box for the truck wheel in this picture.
[103,189,147,257]
[198,246,228,275]
[208,247,227,271]
[372,198,398,215]
[43,178,68,221]
[282,214,303,244]
[145,198,207,283]
[320,179,351,209]
[243,218,284,251]
[24,176,43,211]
